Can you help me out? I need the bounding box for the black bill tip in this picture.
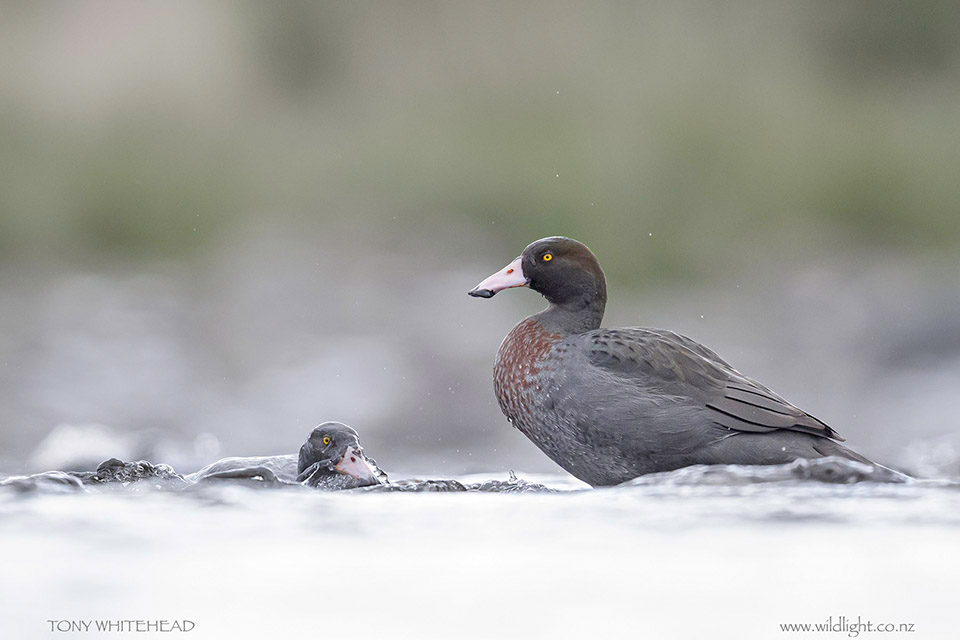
[467,288,496,298]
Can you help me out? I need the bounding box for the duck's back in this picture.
[188,454,299,484]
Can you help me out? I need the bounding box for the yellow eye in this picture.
[322,436,331,446]
[542,253,553,261]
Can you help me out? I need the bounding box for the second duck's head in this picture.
[297,422,383,488]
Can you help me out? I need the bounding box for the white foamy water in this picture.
[2,469,959,640]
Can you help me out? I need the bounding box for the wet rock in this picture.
[87,458,188,489]
[621,456,909,487]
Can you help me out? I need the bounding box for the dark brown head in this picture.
[468,237,607,310]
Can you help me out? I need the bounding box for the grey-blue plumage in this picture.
[469,236,878,487]
[190,422,387,489]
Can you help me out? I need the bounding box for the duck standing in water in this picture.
[469,236,879,486]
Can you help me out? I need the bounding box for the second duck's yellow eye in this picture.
[322,436,331,446]
[542,253,553,261]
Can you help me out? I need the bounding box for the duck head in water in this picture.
[296,421,385,489]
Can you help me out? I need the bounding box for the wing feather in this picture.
[584,327,844,441]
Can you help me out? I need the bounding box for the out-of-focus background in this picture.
[1,0,958,477]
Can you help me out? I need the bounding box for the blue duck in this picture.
[468,236,880,486]
[191,422,386,489]
[0,422,388,492]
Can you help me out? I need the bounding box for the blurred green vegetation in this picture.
[1,0,959,281]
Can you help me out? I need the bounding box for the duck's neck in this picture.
[532,295,606,336]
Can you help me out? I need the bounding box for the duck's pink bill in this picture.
[468,257,528,298]
[335,448,381,483]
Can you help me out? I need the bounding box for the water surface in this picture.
[2,464,958,639]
